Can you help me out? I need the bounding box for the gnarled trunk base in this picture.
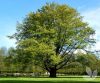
[49,68,56,78]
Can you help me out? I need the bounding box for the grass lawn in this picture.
[0,77,100,83]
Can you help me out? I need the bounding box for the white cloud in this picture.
[0,35,16,48]
[81,8,100,50]
[0,20,16,48]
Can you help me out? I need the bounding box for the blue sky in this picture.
[0,0,100,49]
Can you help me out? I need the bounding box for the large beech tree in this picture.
[10,3,95,77]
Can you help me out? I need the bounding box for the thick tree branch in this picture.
[44,60,50,72]
[56,41,80,70]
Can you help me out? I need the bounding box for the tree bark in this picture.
[49,68,57,77]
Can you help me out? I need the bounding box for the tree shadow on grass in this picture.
[0,80,99,83]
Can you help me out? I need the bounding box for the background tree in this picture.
[4,47,16,73]
[0,51,5,73]
[0,47,7,56]
[10,3,95,77]
[0,47,7,73]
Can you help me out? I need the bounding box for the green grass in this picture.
[0,77,100,83]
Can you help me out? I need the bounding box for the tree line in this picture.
[0,47,100,77]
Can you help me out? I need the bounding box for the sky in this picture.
[0,0,100,50]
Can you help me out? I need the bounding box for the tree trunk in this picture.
[49,68,57,77]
